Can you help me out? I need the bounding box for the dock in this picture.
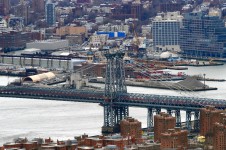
[89,77,217,91]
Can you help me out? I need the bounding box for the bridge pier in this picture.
[19,56,22,66]
[102,104,128,134]
[186,110,192,130]
[39,57,41,66]
[115,106,129,123]
[175,109,181,127]
[102,104,117,133]
[194,111,200,132]
[156,108,161,114]
[147,107,153,129]
[167,109,172,116]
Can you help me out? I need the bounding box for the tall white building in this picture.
[45,0,56,26]
[0,17,8,33]
[152,11,183,52]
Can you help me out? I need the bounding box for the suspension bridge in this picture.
[0,51,226,134]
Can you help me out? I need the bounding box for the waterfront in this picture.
[0,65,226,145]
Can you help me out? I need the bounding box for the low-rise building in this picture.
[26,39,69,51]
[0,31,31,52]
[90,34,108,47]
[56,26,87,37]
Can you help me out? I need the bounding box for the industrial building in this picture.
[154,112,176,143]
[180,11,226,58]
[200,105,224,137]
[120,117,142,139]
[96,31,126,38]
[0,31,31,52]
[26,39,69,51]
[160,128,188,150]
[23,72,55,82]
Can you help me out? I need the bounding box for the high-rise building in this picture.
[180,11,226,58]
[120,117,142,139]
[152,11,183,52]
[161,128,188,150]
[10,1,30,25]
[131,1,141,20]
[32,0,45,13]
[0,0,10,16]
[45,0,56,26]
[200,105,224,136]
[154,112,176,143]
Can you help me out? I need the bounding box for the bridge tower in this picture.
[102,51,129,134]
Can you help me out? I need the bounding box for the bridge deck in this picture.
[0,86,225,110]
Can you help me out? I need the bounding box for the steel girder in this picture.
[175,109,181,127]
[194,111,200,131]
[186,110,192,130]
[147,107,154,129]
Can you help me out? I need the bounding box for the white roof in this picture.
[23,72,55,82]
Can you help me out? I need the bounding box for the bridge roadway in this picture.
[1,85,226,130]
[0,86,225,110]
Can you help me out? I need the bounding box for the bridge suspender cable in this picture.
[122,59,207,99]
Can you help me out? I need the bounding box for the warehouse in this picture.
[26,39,69,51]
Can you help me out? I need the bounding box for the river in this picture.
[0,65,226,144]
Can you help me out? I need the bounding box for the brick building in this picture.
[120,117,142,139]
[131,2,142,20]
[200,105,224,136]
[56,26,87,37]
[66,34,85,45]
[2,137,77,150]
[213,113,226,150]
[161,128,188,150]
[154,112,176,143]
[73,63,105,77]
[0,31,31,52]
